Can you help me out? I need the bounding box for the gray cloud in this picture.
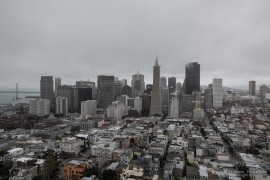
[0,0,270,89]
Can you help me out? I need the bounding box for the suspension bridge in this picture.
[0,83,39,100]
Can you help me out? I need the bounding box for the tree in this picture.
[102,169,117,180]
[43,155,56,180]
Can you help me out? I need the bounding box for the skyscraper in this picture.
[249,80,256,96]
[132,71,145,97]
[185,62,200,95]
[40,76,55,111]
[150,58,162,116]
[97,75,115,109]
[260,85,269,99]
[114,79,122,100]
[55,77,61,97]
[160,76,167,89]
[213,78,223,108]
[122,85,132,97]
[168,77,176,94]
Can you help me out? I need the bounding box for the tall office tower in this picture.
[160,76,167,89]
[81,100,97,118]
[146,84,153,94]
[169,92,179,119]
[122,85,132,97]
[121,79,127,87]
[77,87,92,111]
[57,85,74,112]
[161,87,169,115]
[249,80,256,96]
[29,99,50,115]
[114,79,122,100]
[185,62,200,95]
[55,77,61,97]
[97,75,115,109]
[204,84,213,109]
[168,77,176,94]
[40,76,55,111]
[76,80,95,88]
[141,93,151,116]
[260,84,269,99]
[134,97,142,114]
[56,96,68,117]
[213,78,223,108]
[150,58,162,116]
[131,71,145,97]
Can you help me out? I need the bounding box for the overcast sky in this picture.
[1,0,270,90]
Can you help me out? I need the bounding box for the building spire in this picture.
[137,70,139,74]
[155,56,159,66]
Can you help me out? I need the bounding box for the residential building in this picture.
[29,99,50,115]
[60,137,83,154]
[134,96,142,113]
[56,96,68,116]
[81,100,97,118]
[64,160,88,180]
[169,92,179,119]
[249,80,256,96]
[213,78,223,108]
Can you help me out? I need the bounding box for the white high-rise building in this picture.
[169,92,179,119]
[55,77,61,97]
[81,100,97,118]
[29,99,50,115]
[134,97,142,113]
[107,101,125,119]
[56,96,68,117]
[213,78,223,108]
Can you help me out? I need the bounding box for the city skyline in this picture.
[1,1,270,89]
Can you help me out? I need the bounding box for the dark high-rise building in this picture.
[146,84,153,95]
[57,85,74,112]
[141,93,151,116]
[97,75,115,109]
[185,62,200,95]
[77,87,92,111]
[122,85,132,97]
[168,77,176,94]
[161,87,169,116]
[40,76,55,111]
[150,58,162,116]
[249,80,256,96]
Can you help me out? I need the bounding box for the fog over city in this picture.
[1,0,270,88]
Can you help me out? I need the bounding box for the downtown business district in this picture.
[1,59,270,180]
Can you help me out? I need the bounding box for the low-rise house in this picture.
[64,160,88,180]
[60,137,83,154]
